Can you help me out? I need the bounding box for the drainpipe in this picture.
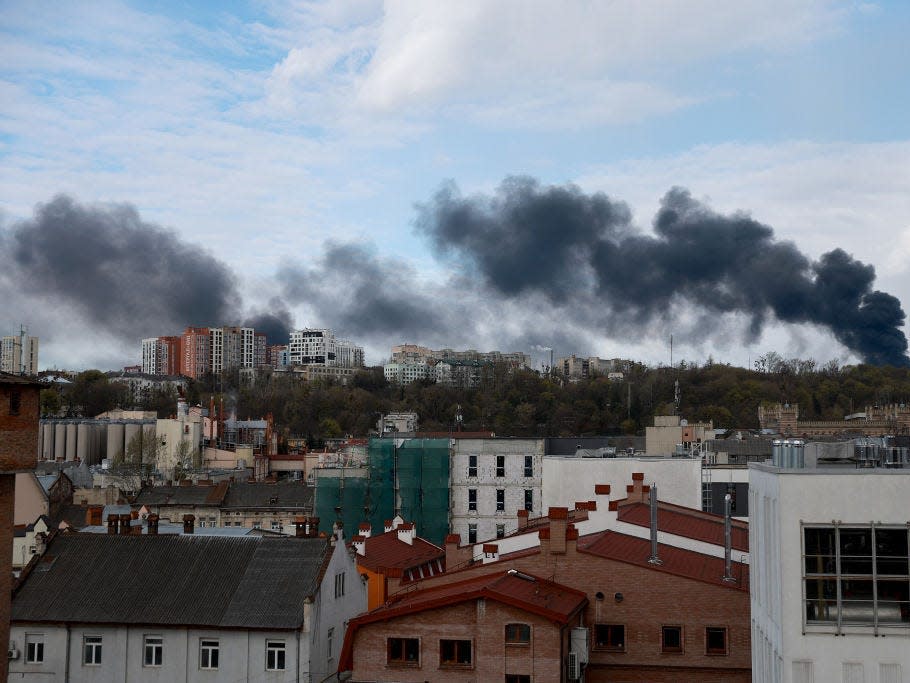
[723,494,735,582]
[647,484,662,565]
[64,624,71,683]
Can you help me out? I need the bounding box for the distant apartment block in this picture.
[555,354,631,380]
[1,331,39,376]
[288,329,364,368]
[385,344,530,386]
[142,326,268,380]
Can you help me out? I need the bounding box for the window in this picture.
[84,636,102,665]
[468,524,477,544]
[524,455,533,478]
[200,639,219,670]
[327,627,334,659]
[9,388,21,415]
[387,637,419,666]
[468,488,477,511]
[496,524,505,539]
[266,640,286,671]
[506,676,531,683]
[271,520,282,531]
[661,626,683,653]
[705,627,727,655]
[524,489,533,512]
[505,623,531,644]
[25,634,44,664]
[496,489,505,512]
[594,624,624,651]
[143,635,163,667]
[335,571,346,598]
[439,639,472,667]
[804,525,909,626]
[496,455,505,477]
[252,521,261,529]
[468,455,477,478]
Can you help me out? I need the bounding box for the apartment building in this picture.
[451,438,545,544]
[1,333,39,376]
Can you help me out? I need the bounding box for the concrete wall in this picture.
[749,464,910,683]
[542,456,702,511]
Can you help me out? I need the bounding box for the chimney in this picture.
[118,513,132,536]
[307,517,320,538]
[384,519,394,533]
[548,507,568,554]
[723,493,735,582]
[352,535,366,556]
[396,522,415,545]
[147,513,159,536]
[86,505,103,526]
[183,514,195,534]
[628,472,646,503]
[517,509,529,530]
[294,515,307,538]
[482,543,499,564]
[106,513,118,535]
[445,533,469,569]
[358,522,372,539]
[647,484,662,565]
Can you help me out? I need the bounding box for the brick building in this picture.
[344,477,751,682]
[339,569,587,682]
[1,372,41,681]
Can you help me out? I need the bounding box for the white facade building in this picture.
[383,361,431,384]
[450,438,545,543]
[1,333,39,375]
[749,458,910,683]
[289,328,336,366]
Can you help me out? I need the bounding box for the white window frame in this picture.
[83,635,102,666]
[334,571,345,598]
[266,640,286,671]
[199,638,219,670]
[25,634,44,664]
[143,635,163,667]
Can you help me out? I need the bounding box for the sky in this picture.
[1,0,909,372]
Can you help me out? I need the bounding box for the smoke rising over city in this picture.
[3,183,908,368]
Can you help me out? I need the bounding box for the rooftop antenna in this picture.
[669,333,673,369]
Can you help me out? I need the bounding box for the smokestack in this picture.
[647,484,662,565]
[294,515,307,538]
[118,513,132,536]
[147,513,159,536]
[107,513,118,535]
[723,494,735,582]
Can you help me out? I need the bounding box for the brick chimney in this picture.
[294,515,307,538]
[118,513,131,536]
[106,513,118,535]
[147,513,159,536]
[482,543,499,564]
[183,514,195,534]
[445,533,471,569]
[396,522,415,545]
[626,472,648,504]
[352,534,366,556]
[307,516,320,538]
[383,519,394,533]
[85,505,103,527]
[517,509,529,530]
[547,507,568,554]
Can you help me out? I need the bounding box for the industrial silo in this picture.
[107,422,125,464]
[65,423,77,461]
[54,423,67,460]
[124,423,141,463]
[76,422,91,462]
[41,423,54,460]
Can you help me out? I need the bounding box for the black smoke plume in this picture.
[243,299,294,345]
[417,178,909,367]
[3,195,239,339]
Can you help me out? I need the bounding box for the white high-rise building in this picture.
[749,442,910,683]
[288,329,363,368]
[1,330,39,375]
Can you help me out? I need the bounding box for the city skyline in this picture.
[2,2,909,371]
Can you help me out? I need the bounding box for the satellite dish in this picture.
[680,419,688,426]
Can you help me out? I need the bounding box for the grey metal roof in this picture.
[12,534,331,629]
[222,482,314,510]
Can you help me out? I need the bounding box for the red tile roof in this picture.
[578,529,749,591]
[617,502,749,552]
[339,569,587,672]
[354,529,445,574]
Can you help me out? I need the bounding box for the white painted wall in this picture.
[749,464,910,683]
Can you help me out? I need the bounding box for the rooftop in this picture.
[134,481,229,507]
[13,533,331,629]
[354,530,445,574]
[221,481,314,509]
[617,502,749,552]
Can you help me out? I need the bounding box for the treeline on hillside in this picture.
[40,355,910,442]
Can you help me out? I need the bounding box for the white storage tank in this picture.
[41,423,54,460]
[107,423,125,463]
[65,423,77,461]
[124,423,141,462]
[54,423,67,460]
[76,422,91,462]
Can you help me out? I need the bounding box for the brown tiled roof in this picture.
[578,529,749,591]
[616,502,749,552]
[0,372,42,386]
[134,482,229,507]
[355,530,445,574]
[339,570,587,672]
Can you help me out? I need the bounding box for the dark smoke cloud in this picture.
[243,298,294,345]
[277,243,452,341]
[3,195,240,340]
[417,178,909,367]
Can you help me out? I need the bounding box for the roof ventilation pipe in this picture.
[647,484,662,565]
